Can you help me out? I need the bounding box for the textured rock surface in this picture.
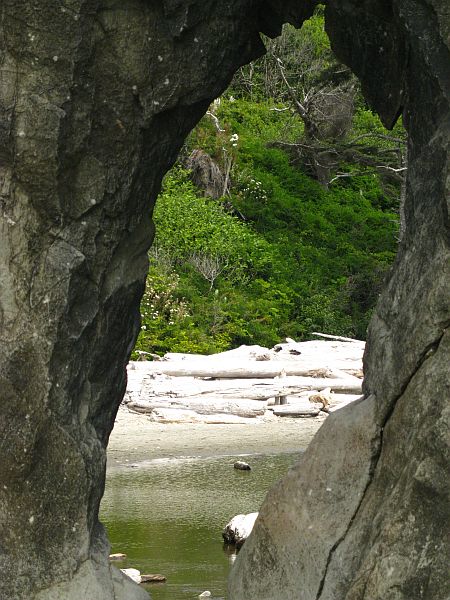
[0,1,448,599]
[230,395,381,598]
[229,1,450,599]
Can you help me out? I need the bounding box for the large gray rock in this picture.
[229,395,381,598]
[0,1,448,599]
[230,336,450,599]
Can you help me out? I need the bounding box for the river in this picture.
[101,451,303,599]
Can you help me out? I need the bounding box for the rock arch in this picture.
[0,1,448,599]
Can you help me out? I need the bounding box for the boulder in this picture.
[0,2,298,597]
[234,461,252,471]
[223,513,259,548]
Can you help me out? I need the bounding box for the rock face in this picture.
[0,1,448,600]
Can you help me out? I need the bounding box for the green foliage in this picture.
[231,6,332,101]
[134,10,402,357]
[153,167,275,284]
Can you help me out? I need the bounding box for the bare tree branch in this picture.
[206,111,225,133]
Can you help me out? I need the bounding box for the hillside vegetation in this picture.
[134,8,405,357]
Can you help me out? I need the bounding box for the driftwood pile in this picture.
[124,334,365,423]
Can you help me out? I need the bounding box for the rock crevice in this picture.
[316,325,448,600]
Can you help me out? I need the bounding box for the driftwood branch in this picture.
[311,332,363,343]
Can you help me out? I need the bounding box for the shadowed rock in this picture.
[0,2,313,598]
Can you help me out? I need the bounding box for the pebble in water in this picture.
[234,461,251,471]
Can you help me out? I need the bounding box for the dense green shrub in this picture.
[133,9,402,357]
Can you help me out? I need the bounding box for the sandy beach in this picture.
[107,405,326,471]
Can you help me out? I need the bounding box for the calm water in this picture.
[101,451,303,600]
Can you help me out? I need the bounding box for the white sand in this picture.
[107,405,326,471]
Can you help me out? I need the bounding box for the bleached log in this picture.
[272,403,321,417]
[140,375,362,398]
[128,397,267,418]
[140,378,285,401]
[284,390,320,401]
[140,361,288,378]
[139,361,363,382]
[311,332,364,343]
[162,344,273,362]
[139,407,255,424]
[325,368,362,380]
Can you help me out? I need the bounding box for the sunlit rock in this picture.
[223,513,259,548]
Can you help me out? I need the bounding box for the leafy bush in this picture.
[134,10,401,357]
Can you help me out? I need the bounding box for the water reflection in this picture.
[101,452,302,600]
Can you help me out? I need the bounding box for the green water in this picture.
[101,451,303,599]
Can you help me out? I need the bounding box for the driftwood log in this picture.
[128,397,268,418]
[140,574,167,584]
[138,363,363,382]
[133,408,256,424]
[137,374,362,400]
[272,401,322,417]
